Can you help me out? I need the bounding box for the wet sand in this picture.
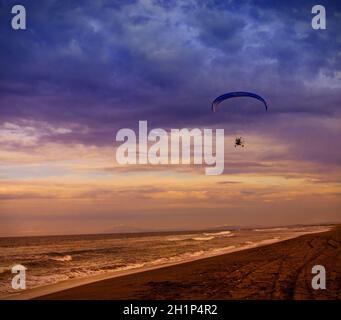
[37,226,341,300]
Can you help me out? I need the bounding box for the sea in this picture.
[0,225,328,298]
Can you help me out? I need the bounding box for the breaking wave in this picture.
[192,236,215,241]
[254,227,288,232]
[204,231,233,237]
[48,254,72,262]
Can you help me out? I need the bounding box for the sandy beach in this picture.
[31,226,341,300]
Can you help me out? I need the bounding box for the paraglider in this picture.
[234,137,244,148]
[211,91,268,148]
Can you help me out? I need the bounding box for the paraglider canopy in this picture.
[211,91,268,112]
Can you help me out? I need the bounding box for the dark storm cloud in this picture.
[0,0,340,148]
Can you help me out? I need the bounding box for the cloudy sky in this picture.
[0,0,340,236]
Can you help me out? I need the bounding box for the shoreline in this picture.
[39,225,340,300]
[3,226,332,300]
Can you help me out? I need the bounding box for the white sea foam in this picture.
[192,236,215,241]
[254,227,288,232]
[49,255,72,262]
[203,231,233,236]
[167,235,191,241]
[244,241,254,245]
[249,237,280,246]
[114,263,145,272]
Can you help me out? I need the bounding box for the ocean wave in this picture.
[113,263,145,272]
[0,266,11,274]
[203,231,233,237]
[254,227,288,232]
[149,250,207,265]
[192,236,215,241]
[250,237,280,246]
[48,254,72,262]
[244,241,254,245]
[148,257,171,265]
[210,245,236,254]
[186,250,206,258]
[167,236,191,241]
[167,231,233,242]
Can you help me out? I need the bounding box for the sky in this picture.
[0,0,340,236]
